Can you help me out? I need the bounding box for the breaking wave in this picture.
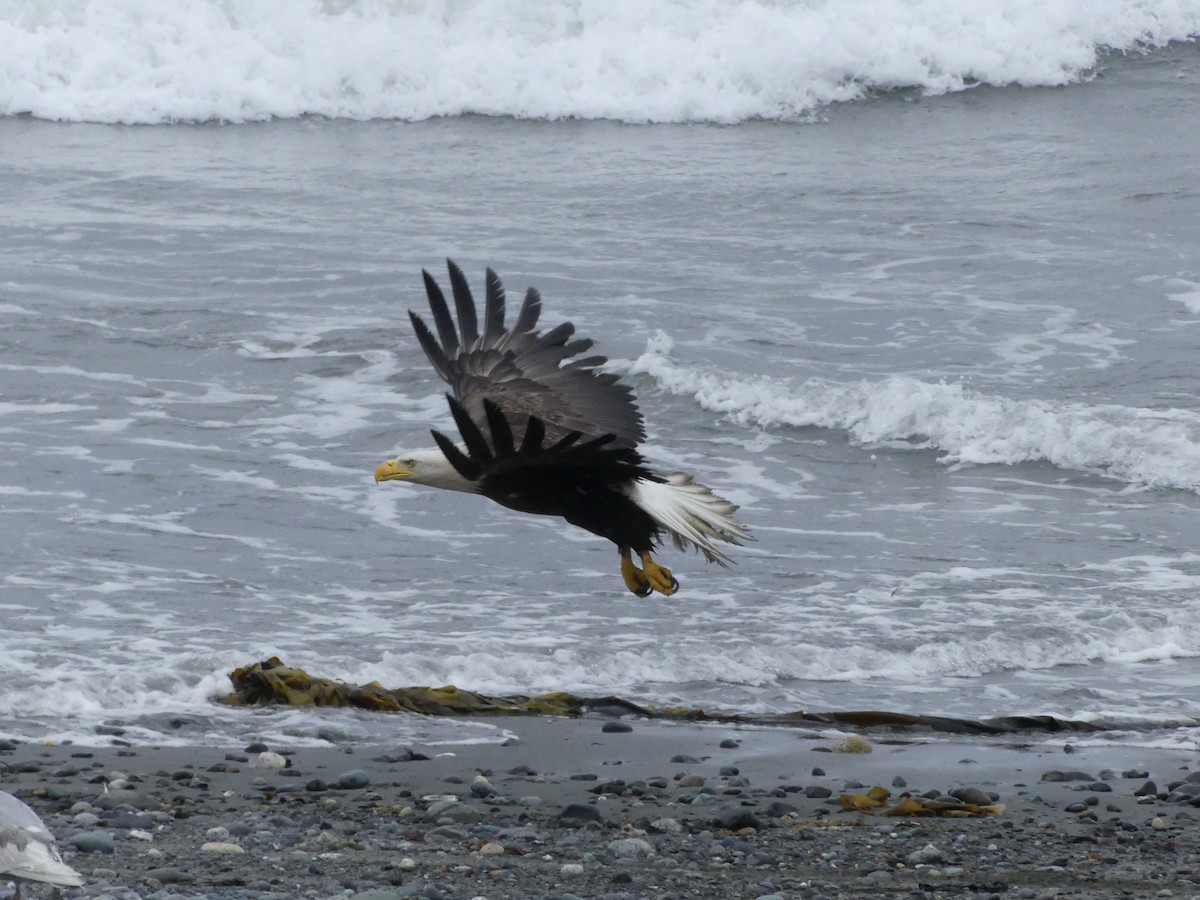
[626,332,1200,493]
[1,0,1197,124]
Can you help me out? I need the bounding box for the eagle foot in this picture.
[620,552,654,597]
[640,553,679,596]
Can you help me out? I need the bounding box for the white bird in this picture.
[0,790,83,898]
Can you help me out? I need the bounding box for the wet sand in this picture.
[3,717,1198,899]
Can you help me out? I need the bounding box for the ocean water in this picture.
[2,0,1200,750]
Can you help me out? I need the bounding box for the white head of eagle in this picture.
[375,260,750,597]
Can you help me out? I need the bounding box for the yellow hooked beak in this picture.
[374,458,414,483]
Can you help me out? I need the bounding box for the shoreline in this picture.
[4,717,1199,898]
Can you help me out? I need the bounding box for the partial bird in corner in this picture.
[0,789,83,899]
[375,260,751,597]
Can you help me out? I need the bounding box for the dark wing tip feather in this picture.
[431,430,481,480]
[446,259,480,346]
[519,415,545,454]
[423,268,460,355]
[540,321,575,346]
[513,287,541,333]
[562,338,595,357]
[482,399,515,455]
[446,395,493,464]
[409,310,451,381]
[483,268,506,344]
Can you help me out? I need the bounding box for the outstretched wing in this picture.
[431,397,659,500]
[410,260,645,448]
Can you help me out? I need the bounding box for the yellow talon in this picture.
[640,552,679,596]
[620,549,652,597]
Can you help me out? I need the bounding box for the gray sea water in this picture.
[2,43,1200,750]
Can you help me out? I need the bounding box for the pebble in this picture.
[338,769,371,789]
[602,721,633,733]
[561,863,585,876]
[716,808,763,831]
[1041,770,1096,782]
[200,841,246,853]
[68,830,115,853]
[559,803,603,823]
[257,751,288,769]
[950,787,993,805]
[478,841,505,855]
[608,837,656,858]
[908,843,947,865]
[93,789,146,811]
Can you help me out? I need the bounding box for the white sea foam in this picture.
[1,0,1196,124]
[623,332,1200,493]
[1168,280,1200,313]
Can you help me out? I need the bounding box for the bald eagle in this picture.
[374,261,750,596]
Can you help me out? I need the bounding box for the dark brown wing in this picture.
[409,260,645,448]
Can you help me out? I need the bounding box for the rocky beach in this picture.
[4,717,1199,900]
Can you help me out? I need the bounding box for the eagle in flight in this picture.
[375,261,750,596]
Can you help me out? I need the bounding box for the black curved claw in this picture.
[667,577,680,594]
[632,582,653,598]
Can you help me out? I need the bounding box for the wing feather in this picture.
[539,322,575,346]
[409,311,451,381]
[447,395,493,464]
[513,287,541,334]
[447,260,480,345]
[407,262,646,449]
[431,429,480,480]
[422,269,460,355]
[483,399,515,456]
[483,268,506,344]
[519,416,545,454]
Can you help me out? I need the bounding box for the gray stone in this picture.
[68,830,114,854]
[437,804,481,823]
[715,808,762,831]
[907,843,947,865]
[93,789,148,810]
[145,866,195,883]
[1040,770,1096,783]
[558,803,602,824]
[949,787,994,805]
[765,800,800,817]
[337,769,370,789]
[608,837,655,858]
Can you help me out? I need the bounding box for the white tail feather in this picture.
[627,473,751,566]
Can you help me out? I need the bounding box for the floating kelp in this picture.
[222,658,1109,737]
[840,786,1005,817]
